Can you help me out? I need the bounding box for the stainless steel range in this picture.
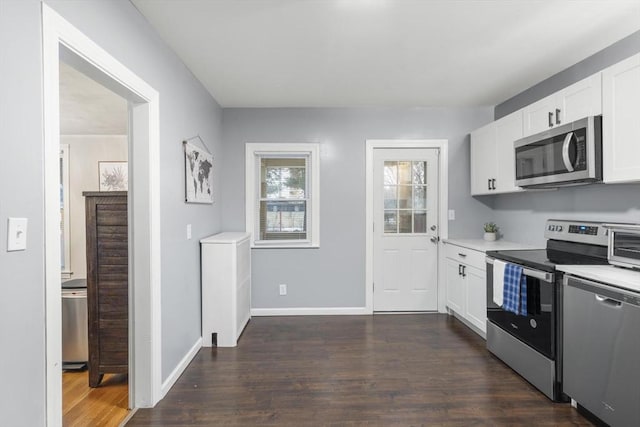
[485,219,609,402]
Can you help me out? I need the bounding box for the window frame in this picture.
[245,143,320,248]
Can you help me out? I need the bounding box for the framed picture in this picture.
[99,161,128,191]
[184,141,214,203]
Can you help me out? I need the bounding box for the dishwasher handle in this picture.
[595,294,623,308]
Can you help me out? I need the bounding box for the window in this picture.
[246,143,320,248]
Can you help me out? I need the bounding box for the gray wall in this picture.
[495,30,640,119]
[221,107,494,309]
[0,1,222,425]
[490,30,640,246]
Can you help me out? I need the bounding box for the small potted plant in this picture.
[483,222,499,241]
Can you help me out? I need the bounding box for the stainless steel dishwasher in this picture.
[563,274,640,427]
[62,278,88,369]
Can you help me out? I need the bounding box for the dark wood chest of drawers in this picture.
[83,191,128,387]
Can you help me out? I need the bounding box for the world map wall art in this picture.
[184,140,214,203]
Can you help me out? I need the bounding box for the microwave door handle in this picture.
[562,132,575,172]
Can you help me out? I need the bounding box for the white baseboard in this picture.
[160,337,202,398]
[251,307,370,316]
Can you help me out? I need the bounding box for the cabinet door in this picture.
[603,53,640,183]
[470,122,497,195]
[559,74,602,125]
[523,93,556,136]
[494,110,523,194]
[446,258,465,315]
[464,264,487,334]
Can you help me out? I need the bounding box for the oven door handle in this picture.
[486,257,554,282]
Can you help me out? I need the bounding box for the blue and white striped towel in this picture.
[502,263,527,316]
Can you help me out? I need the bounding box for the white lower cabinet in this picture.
[201,232,252,347]
[445,243,487,335]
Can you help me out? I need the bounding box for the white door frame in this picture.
[365,140,449,314]
[42,4,162,425]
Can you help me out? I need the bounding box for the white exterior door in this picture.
[373,148,439,311]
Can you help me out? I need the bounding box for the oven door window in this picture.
[612,231,640,262]
[488,275,555,359]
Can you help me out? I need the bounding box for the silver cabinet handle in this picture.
[555,108,561,125]
[595,294,622,307]
[562,132,575,172]
[548,111,553,127]
[487,179,491,190]
[458,252,467,257]
[492,178,496,190]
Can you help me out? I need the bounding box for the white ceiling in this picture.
[59,61,128,135]
[131,0,640,108]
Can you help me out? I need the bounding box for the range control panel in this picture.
[544,219,608,246]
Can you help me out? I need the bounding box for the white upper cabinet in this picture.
[602,53,640,184]
[523,74,602,137]
[470,110,524,195]
[470,122,497,195]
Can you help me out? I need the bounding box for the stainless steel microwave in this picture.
[514,116,602,188]
[604,223,640,270]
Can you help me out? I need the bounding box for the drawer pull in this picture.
[458,253,467,257]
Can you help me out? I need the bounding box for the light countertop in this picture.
[557,265,640,294]
[443,238,538,253]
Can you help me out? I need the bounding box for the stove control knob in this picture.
[548,225,554,231]
[557,226,563,232]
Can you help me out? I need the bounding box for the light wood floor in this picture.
[63,370,129,427]
[127,314,593,426]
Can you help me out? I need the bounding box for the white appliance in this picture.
[514,116,602,188]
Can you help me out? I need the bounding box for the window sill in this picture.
[251,243,320,249]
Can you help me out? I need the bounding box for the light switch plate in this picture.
[186,224,192,240]
[7,217,28,251]
[448,209,455,220]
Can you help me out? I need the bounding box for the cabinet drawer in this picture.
[445,245,486,270]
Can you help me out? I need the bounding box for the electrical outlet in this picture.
[448,209,455,220]
[279,284,287,296]
[186,224,192,239]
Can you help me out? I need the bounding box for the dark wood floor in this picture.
[127,314,592,426]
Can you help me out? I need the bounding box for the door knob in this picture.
[430,236,438,243]
[430,225,437,231]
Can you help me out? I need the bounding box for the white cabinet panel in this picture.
[524,74,602,137]
[470,122,496,195]
[446,258,465,315]
[603,53,640,183]
[445,243,487,336]
[465,264,487,334]
[470,111,523,195]
[201,232,252,347]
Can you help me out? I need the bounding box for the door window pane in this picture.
[414,210,427,233]
[384,211,397,233]
[398,185,412,209]
[399,211,412,233]
[413,161,425,184]
[383,186,397,209]
[384,161,397,185]
[398,161,412,185]
[413,186,426,209]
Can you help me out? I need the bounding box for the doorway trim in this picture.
[365,140,449,314]
[42,4,162,424]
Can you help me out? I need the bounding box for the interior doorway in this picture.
[42,5,162,424]
[58,59,130,425]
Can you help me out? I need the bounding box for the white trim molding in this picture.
[365,139,449,315]
[42,4,162,423]
[252,307,369,316]
[245,143,321,248]
[161,338,203,398]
